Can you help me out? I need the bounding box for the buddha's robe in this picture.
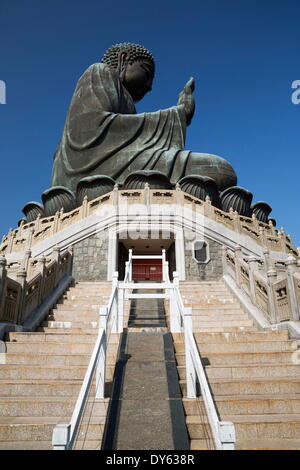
[51,63,191,192]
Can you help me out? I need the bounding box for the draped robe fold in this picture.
[51,63,191,192]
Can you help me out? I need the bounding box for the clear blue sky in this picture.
[0,0,299,246]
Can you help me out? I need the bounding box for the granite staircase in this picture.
[0,281,120,450]
[173,280,300,450]
[102,290,189,450]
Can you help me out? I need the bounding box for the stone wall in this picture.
[184,237,223,281]
[72,230,109,281]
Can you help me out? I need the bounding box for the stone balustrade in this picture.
[0,186,298,258]
[223,246,300,324]
[0,246,73,325]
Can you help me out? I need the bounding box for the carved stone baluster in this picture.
[296,247,300,271]
[8,229,15,254]
[0,256,7,318]
[248,256,259,304]
[266,267,278,324]
[16,268,27,324]
[22,249,32,272]
[285,254,299,321]
[52,245,61,285]
[37,256,46,305]
[26,228,35,250]
[234,245,242,287]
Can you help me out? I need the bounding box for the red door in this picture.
[132,259,162,281]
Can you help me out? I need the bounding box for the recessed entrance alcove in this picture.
[117,231,176,281]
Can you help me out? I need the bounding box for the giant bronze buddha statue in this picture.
[51,42,237,193]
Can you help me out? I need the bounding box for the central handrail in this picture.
[52,271,122,450]
[169,272,236,451]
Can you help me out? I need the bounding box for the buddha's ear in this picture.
[117,51,129,80]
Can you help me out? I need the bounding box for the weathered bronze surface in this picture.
[220,186,253,217]
[51,43,237,192]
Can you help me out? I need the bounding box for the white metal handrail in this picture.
[169,271,236,450]
[52,271,122,450]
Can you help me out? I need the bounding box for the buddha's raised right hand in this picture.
[177,77,195,126]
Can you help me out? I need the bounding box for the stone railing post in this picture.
[203,195,214,219]
[144,182,150,208]
[285,255,299,321]
[234,245,242,287]
[26,228,35,250]
[296,247,300,271]
[82,196,89,218]
[221,246,229,276]
[16,268,27,324]
[22,249,32,272]
[247,256,259,304]
[8,230,15,254]
[112,184,119,208]
[34,214,41,234]
[52,211,60,235]
[175,184,184,220]
[259,226,267,249]
[251,213,259,233]
[0,256,7,317]
[268,219,276,237]
[278,228,287,253]
[37,256,47,304]
[68,246,74,276]
[232,211,241,233]
[52,245,61,285]
[266,267,278,324]
[263,249,274,273]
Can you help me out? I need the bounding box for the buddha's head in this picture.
[102,42,155,102]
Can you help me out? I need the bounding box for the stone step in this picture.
[182,295,241,308]
[189,440,215,450]
[42,320,99,328]
[173,330,289,344]
[180,377,300,396]
[48,311,100,321]
[234,438,300,450]
[174,340,297,354]
[193,327,256,333]
[0,379,82,397]
[0,417,106,442]
[192,319,253,326]
[0,439,103,450]
[191,314,250,321]
[0,364,116,380]
[37,327,100,335]
[7,332,98,343]
[186,414,300,439]
[182,298,240,306]
[63,295,110,302]
[183,395,300,415]
[5,341,94,354]
[0,397,109,417]
[178,362,300,380]
[187,306,243,313]
[207,363,300,379]
[55,302,104,309]
[176,350,297,366]
[3,352,116,366]
[0,440,53,450]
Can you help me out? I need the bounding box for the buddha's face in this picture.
[123,59,154,102]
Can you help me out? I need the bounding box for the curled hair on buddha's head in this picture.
[101,42,155,74]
